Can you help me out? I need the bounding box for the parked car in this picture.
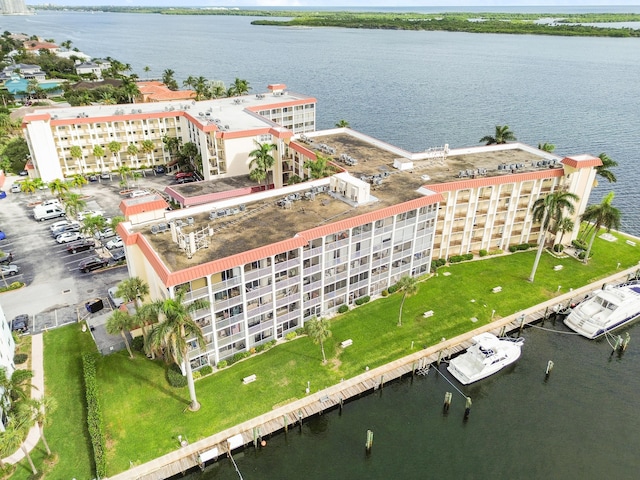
[175,172,194,180]
[79,256,109,273]
[52,223,81,237]
[100,171,111,180]
[0,230,5,241]
[87,174,99,182]
[19,170,28,176]
[107,286,124,307]
[110,248,126,262]
[11,314,29,334]
[95,227,116,239]
[0,252,13,264]
[154,165,166,174]
[77,210,105,221]
[50,219,72,232]
[11,184,21,193]
[1,264,19,276]
[33,205,65,222]
[105,236,123,249]
[176,176,197,184]
[56,231,83,244]
[129,190,151,198]
[66,238,95,254]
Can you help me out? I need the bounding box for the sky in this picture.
[25,1,640,7]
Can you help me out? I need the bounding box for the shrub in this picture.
[255,344,266,352]
[553,244,564,252]
[509,243,532,253]
[355,296,371,305]
[388,284,399,294]
[448,255,464,263]
[131,336,144,352]
[192,370,201,380]
[295,327,306,336]
[381,289,389,297]
[489,249,503,256]
[217,360,228,369]
[200,365,213,375]
[13,353,28,364]
[166,364,187,388]
[82,353,107,478]
[266,340,277,349]
[338,304,349,314]
[285,332,297,341]
[463,253,473,261]
[479,249,488,257]
[572,239,588,250]
[436,258,446,267]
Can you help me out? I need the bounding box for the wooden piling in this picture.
[443,392,452,414]
[284,414,288,432]
[545,360,554,378]
[365,430,374,453]
[437,350,443,366]
[464,397,472,420]
[622,333,631,351]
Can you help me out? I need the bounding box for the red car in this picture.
[175,172,194,180]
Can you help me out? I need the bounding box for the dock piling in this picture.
[622,333,631,351]
[464,397,472,421]
[545,360,554,378]
[443,392,452,414]
[365,430,374,453]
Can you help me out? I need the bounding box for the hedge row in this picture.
[448,253,474,263]
[354,295,370,306]
[509,243,537,253]
[82,353,107,478]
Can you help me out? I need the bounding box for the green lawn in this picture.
[9,229,640,478]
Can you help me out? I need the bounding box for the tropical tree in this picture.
[304,153,335,179]
[163,135,182,163]
[528,191,579,282]
[537,142,555,152]
[162,69,179,90]
[143,65,151,79]
[106,310,135,358]
[580,192,621,264]
[127,143,139,167]
[335,119,350,128]
[70,173,87,190]
[210,83,226,99]
[118,164,132,188]
[595,152,618,184]
[232,77,251,96]
[0,367,33,405]
[70,145,84,173]
[141,139,155,166]
[122,78,140,104]
[146,291,208,411]
[116,276,149,310]
[19,178,37,195]
[396,275,418,327]
[108,140,122,166]
[48,178,69,200]
[81,214,107,240]
[554,216,575,249]
[1,420,37,474]
[28,396,57,455]
[249,141,276,188]
[62,191,86,219]
[93,144,106,171]
[110,215,125,232]
[194,76,210,100]
[305,316,332,364]
[479,125,517,145]
[183,75,196,90]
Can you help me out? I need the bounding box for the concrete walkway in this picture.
[2,333,44,465]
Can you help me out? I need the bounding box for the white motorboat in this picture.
[563,281,640,339]
[447,333,525,385]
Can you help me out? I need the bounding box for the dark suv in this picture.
[11,314,29,334]
[67,238,95,254]
[79,256,109,273]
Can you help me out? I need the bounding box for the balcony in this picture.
[244,266,272,282]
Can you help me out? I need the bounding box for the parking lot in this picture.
[0,169,175,336]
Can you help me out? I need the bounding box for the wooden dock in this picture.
[106,266,640,480]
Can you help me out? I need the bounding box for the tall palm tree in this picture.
[396,275,418,327]
[528,191,579,282]
[335,119,350,128]
[304,153,335,179]
[106,310,135,358]
[146,291,209,411]
[70,145,84,173]
[48,178,69,200]
[116,276,149,310]
[479,125,517,145]
[143,65,151,79]
[93,144,106,171]
[305,316,332,364]
[249,141,276,188]
[537,142,555,152]
[70,173,87,190]
[29,396,57,455]
[141,139,155,166]
[194,76,209,100]
[2,420,37,474]
[19,178,37,195]
[122,78,140,104]
[108,140,122,167]
[595,152,618,184]
[162,69,178,90]
[81,215,107,243]
[127,144,139,168]
[580,192,621,264]
[554,216,575,249]
[62,191,86,219]
[0,367,33,405]
[210,84,225,99]
[232,77,251,96]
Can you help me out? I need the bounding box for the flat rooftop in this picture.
[135,132,560,273]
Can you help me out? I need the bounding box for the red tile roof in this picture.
[427,169,564,192]
[561,155,602,168]
[119,195,169,217]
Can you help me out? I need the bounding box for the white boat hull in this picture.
[447,333,524,385]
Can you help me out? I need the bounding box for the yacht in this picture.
[447,333,525,385]
[563,281,640,339]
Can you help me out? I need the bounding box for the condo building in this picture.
[21,87,601,369]
[0,303,16,432]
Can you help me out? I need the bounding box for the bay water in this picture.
[3,10,640,478]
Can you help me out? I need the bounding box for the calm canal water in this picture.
[3,10,640,478]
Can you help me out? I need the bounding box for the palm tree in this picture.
[29,396,57,455]
[19,178,37,195]
[183,75,196,89]
[70,145,84,173]
[0,367,33,405]
[110,215,125,232]
[335,119,350,128]
[127,144,139,168]
[141,139,155,166]
[163,135,182,163]
[580,192,621,264]
[70,173,87,190]
[48,178,69,200]
[249,141,276,188]
[528,191,579,282]
[232,77,251,96]
[210,84,225,99]
[118,165,131,188]
[108,140,122,167]
[81,214,107,242]
[2,421,37,474]
[106,310,135,358]
[479,125,517,145]
[595,152,618,184]
[146,291,209,411]
[116,277,149,310]
[62,191,86,219]
[554,216,575,249]
[305,316,332,364]
[194,76,209,100]
[304,153,335,179]
[162,69,178,90]
[93,144,106,171]
[396,275,418,327]
[143,65,151,79]
[537,142,555,152]
[122,78,140,104]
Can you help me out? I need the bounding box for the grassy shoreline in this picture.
[32,8,640,38]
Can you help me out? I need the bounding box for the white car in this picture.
[50,220,73,232]
[95,227,116,239]
[1,264,20,276]
[77,210,106,221]
[56,231,82,244]
[105,236,123,250]
[107,286,124,307]
[129,190,150,198]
